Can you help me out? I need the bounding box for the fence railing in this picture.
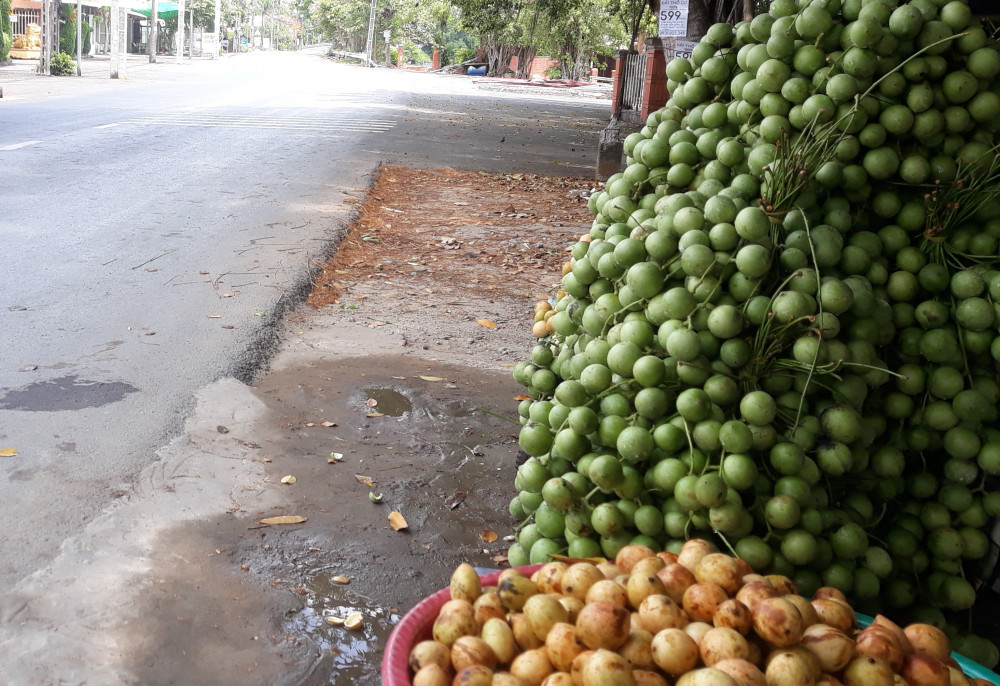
[619,52,646,113]
[12,8,41,39]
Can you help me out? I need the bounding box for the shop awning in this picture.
[133,1,179,19]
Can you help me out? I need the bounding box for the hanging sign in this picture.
[658,0,690,37]
[672,39,699,59]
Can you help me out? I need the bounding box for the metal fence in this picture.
[620,52,646,113]
[12,8,41,40]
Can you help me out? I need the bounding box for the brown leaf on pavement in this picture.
[480,530,499,543]
[388,511,408,531]
[259,515,307,525]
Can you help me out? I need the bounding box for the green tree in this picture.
[0,0,11,64]
[58,4,90,56]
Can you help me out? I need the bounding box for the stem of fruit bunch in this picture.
[744,271,803,386]
[478,407,521,425]
[952,298,974,384]
[583,487,603,504]
[925,147,1000,262]
[683,420,697,470]
[862,34,968,102]
[793,214,827,431]
[513,515,534,532]
[762,121,841,216]
[715,531,740,558]
[868,502,890,527]
[838,361,904,379]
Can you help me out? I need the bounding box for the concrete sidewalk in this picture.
[0,52,218,82]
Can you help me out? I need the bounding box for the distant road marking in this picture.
[123,113,396,133]
[94,123,123,129]
[0,140,41,151]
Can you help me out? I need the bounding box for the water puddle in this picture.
[284,571,400,682]
[0,375,138,411]
[362,387,412,416]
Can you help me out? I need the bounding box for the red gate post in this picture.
[397,45,403,68]
[432,46,441,70]
[640,38,670,123]
[609,49,628,118]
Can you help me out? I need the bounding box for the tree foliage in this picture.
[292,0,656,74]
[0,0,11,63]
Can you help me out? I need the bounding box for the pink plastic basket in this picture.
[381,564,543,685]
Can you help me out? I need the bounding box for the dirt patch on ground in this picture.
[308,165,593,308]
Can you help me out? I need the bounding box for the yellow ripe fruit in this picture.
[532,321,549,338]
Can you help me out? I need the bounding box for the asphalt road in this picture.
[0,51,609,587]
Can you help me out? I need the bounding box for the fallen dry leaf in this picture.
[513,394,531,401]
[259,515,307,525]
[477,319,498,328]
[321,421,336,427]
[388,511,408,531]
[280,475,297,485]
[332,576,350,584]
[0,448,18,458]
[366,412,384,418]
[419,375,444,382]
[208,315,221,319]
[328,452,344,463]
[355,474,374,487]
[481,530,499,543]
[492,554,508,564]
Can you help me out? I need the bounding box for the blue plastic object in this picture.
[467,65,487,76]
[857,612,1000,685]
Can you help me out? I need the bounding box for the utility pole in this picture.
[175,0,184,63]
[148,0,157,62]
[38,0,49,73]
[213,0,219,56]
[363,0,375,66]
[110,0,122,77]
[75,0,82,74]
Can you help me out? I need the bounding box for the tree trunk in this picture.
[514,45,535,79]
[484,41,515,77]
[686,0,711,40]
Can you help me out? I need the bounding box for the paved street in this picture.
[0,50,608,684]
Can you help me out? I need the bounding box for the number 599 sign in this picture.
[658,0,689,37]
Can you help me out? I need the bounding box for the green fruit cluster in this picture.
[511,0,1000,666]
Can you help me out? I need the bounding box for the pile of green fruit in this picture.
[509,0,1000,666]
